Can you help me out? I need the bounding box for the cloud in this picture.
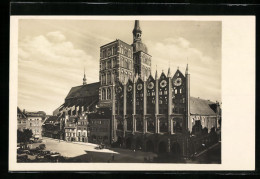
[46,31,66,42]
[18,31,99,114]
[146,37,221,102]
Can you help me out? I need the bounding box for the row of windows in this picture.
[29,122,41,126]
[89,120,109,125]
[90,127,108,132]
[77,121,88,125]
[28,118,41,121]
[101,58,117,70]
[119,47,132,58]
[91,135,109,140]
[65,128,76,132]
[120,119,182,133]
[101,47,116,58]
[33,129,40,133]
[77,128,87,131]
[120,58,133,70]
[141,56,151,66]
[101,58,133,70]
[141,66,150,77]
[18,121,26,124]
[101,72,112,85]
[77,131,87,136]
[120,73,133,83]
[101,88,112,100]
[66,133,76,137]
[101,47,132,58]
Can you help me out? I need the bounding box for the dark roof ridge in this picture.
[190,96,216,104]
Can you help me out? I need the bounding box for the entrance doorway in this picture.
[158,141,167,153]
[171,142,181,158]
[126,138,132,149]
[146,140,154,152]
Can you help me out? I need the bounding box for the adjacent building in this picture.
[42,115,61,139]
[64,112,88,142]
[17,107,27,131]
[17,108,46,139]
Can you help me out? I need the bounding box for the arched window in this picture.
[124,59,128,69]
[101,74,106,85]
[102,89,106,100]
[113,58,117,68]
[121,58,124,67]
[107,72,111,84]
[103,50,106,58]
[129,60,132,70]
[128,49,131,58]
[107,88,111,99]
[101,61,106,70]
[107,59,111,69]
[112,47,115,55]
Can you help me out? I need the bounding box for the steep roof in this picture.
[44,116,59,123]
[190,97,216,116]
[17,107,26,118]
[65,82,100,100]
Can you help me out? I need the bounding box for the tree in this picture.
[201,127,208,135]
[17,130,24,143]
[23,129,33,142]
[17,129,33,143]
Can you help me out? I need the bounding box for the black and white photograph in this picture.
[9,16,255,171]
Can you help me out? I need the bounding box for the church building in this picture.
[54,20,221,159]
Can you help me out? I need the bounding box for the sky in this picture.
[18,19,221,115]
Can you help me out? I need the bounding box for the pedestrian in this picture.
[112,154,114,161]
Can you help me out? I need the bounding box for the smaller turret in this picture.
[83,68,87,85]
[185,64,189,75]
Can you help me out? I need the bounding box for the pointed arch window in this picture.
[101,89,106,100]
[107,88,111,100]
[121,57,124,67]
[107,72,111,84]
[107,59,111,69]
[103,50,106,58]
[112,58,117,68]
[101,74,106,85]
[112,47,115,55]
[129,61,132,70]
[128,49,131,58]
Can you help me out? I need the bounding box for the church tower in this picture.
[132,20,152,81]
[99,39,133,108]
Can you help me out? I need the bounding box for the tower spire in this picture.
[155,65,158,79]
[133,20,141,33]
[185,64,189,75]
[167,67,171,77]
[83,67,87,85]
[132,20,142,43]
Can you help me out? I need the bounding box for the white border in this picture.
[9,16,255,171]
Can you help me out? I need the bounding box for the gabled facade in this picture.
[53,20,221,159]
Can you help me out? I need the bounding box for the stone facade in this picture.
[54,20,221,159]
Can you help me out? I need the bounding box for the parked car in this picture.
[29,148,40,155]
[40,150,51,155]
[17,154,28,162]
[17,149,30,154]
[39,144,46,150]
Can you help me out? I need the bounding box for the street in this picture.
[41,137,157,163]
